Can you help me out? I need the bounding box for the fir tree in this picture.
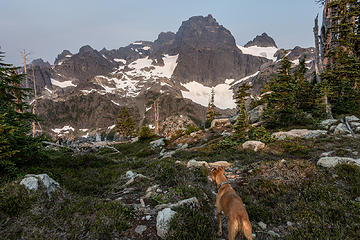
[233,83,251,139]
[0,52,39,175]
[205,88,217,128]
[263,56,297,128]
[115,107,135,138]
[294,58,316,113]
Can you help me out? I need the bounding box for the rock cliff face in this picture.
[25,15,315,138]
[172,15,269,86]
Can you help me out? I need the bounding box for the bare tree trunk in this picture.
[313,14,322,84]
[154,99,159,135]
[32,64,37,137]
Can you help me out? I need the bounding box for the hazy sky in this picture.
[1,0,323,66]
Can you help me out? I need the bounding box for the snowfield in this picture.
[52,126,75,134]
[181,71,261,110]
[237,45,278,61]
[181,82,236,110]
[127,54,178,79]
[51,78,77,88]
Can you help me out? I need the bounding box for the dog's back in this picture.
[220,186,252,240]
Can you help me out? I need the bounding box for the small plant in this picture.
[138,126,156,140]
[185,124,200,135]
[248,126,272,144]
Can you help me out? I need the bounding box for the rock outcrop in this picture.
[20,174,60,197]
[271,129,327,140]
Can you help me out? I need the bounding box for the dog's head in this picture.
[209,167,225,182]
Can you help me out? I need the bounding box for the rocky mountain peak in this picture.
[245,32,277,48]
[31,58,51,68]
[54,50,72,65]
[79,45,94,54]
[175,14,236,50]
[154,32,176,45]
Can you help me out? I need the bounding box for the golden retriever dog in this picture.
[210,167,252,240]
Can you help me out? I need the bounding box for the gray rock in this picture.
[156,197,199,210]
[131,137,139,143]
[20,174,60,197]
[156,208,177,239]
[268,230,280,237]
[161,150,176,159]
[248,105,264,124]
[334,123,351,135]
[126,171,136,179]
[242,141,265,152]
[187,159,209,168]
[150,138,165,148]
[135,225,147,235]
[287,221,294,227]
[317,157,360,168]
[350,121,360,129]
[320,151,335,157]
[320,119,338,129]
[258,221,267,230]
[355,197,360,202]
[271,129,327,140]
[145,215,151,220]
[345,115,360,122]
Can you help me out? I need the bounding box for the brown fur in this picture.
[210,167,252,240]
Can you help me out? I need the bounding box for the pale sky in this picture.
[0,0,323,66]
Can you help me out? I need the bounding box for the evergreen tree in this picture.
[115,107,135,138]
[233,83,251,139]
[0,52,39,175]
[294,58,315,113]
[263,56,298,127]
[205,88,217,128]
[320,0,360,116]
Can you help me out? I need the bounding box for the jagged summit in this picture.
[31,58,51,68]
[175,14,236,49]
[245,33,277,48]
[79,45,94,54]
[54,50,72,65]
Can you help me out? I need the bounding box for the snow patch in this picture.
[65,55,72,58]
[51,78,77,88]
[52,126,75,134]
[114,58,126,64]
[237,45,278,61]
[127,54,178,79]
[111,100,120,106]
[231,71,260,85]
[108,125,116,130]
[146,106,152,112]
[80,129,88,132]
[132,42,143,45]
[181,82,236,109]
[142,46,151,51]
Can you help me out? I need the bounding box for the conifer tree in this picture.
[0,52,39,175]
[115,107,135,137]
[233,83,251,139]
[263,56,297,127]
[294,58,315,113]
[205,88,217,128]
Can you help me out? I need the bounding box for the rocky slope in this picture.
[25,15,315,138]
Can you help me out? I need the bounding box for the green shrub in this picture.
[248,126,272,144]
[138,126,156,140]
[185,125,200,135]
